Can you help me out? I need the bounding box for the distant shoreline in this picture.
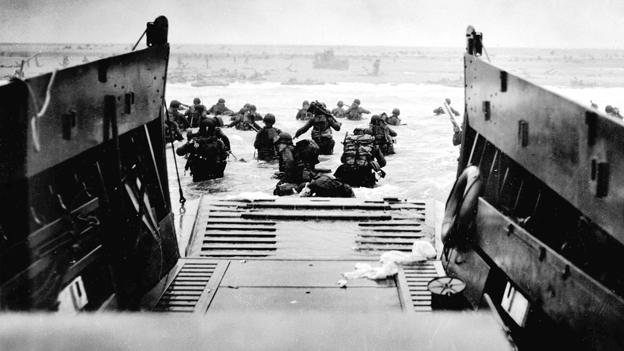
[3,43,624,87]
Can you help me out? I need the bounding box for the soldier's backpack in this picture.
[371,124,391,145]
[273,182,301,196]
[341,133,375,167]
[257,127,281,148]
[191,136,226,163]
[308,175,354,198]
[310,115,332,139]
[294,139,320,166]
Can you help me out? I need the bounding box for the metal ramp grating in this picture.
[355,202,431,253]
[187,198,435,260]
[153,260,227,313]
[396,261,445,312]
[199,216,278,258]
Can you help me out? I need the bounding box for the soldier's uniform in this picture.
[385,108,401,126]
[176,119,230,182]
[331,101,346,118]
[294,111,341,155]
[254,114,281,161]
[296,101,313,120]
[369,115,397,155]
[344,99,370,121]
[207,98,233,116]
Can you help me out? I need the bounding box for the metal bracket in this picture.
[518,120,529,147]
[483,101,491,121]
[500,71,508,92]
[62,110,76,140]
[596,161,610,198]
[124,92,134,114]
[585,111,598,146]
[146,16,168,47]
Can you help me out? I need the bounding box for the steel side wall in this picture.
[465,54,624,245]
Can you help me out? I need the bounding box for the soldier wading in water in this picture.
[294,101,342,155]
[176,118,230,182]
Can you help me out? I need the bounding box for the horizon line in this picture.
[1,42,623,51]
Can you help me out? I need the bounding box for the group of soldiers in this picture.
[167,97,235,182]
[272,100,401,197]
[167,96,403,197]
[296,99,402,126]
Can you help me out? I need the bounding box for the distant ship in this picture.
[313,49,349,70]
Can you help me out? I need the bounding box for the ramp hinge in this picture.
[585,111,598,146]
[483,101,491,121]
[500,71,508,92]
[518,120,529,147]
[596,161,609,198]
[61,110,77,140]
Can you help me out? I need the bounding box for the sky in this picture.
[1,0,624,48]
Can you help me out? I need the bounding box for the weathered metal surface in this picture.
[210,287,401,312]
[150,259,228,313]
[186,198,433,260]
[396,261,445,312]
[241,211,393,221]
[0,313,514,351]
[0,47,169,180]
[151,258,445,313]
[465,54,624,245]
[220,260,394,288]
[472,199,624,350]
[443,246,491,308]
[151,197,443,315]
[0,17,177,310]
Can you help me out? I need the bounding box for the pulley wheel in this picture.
[427,276,467,310]
[427,276,466,296]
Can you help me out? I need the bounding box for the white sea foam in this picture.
[165,82,624,209]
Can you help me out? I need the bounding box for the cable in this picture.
[483,45,492,63]
[163,100,187,206]
[19,70,57,152]
[131,29,147,51]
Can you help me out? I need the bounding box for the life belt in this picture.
[441,166,483,246]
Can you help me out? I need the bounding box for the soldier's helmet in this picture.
[170,100,182,109]
[263,113,276,125]
[353,99,361,105]
[606,105,615,114]
[370,115,382,125]
[193,97,201,105]
[198,117,216,136]
[445,98,451,105]
[337,101,344,107]
[392,108,400,115]
[303,100,310,107]
[250,105,257,111]
[218,98,225,103]
[275,132,293,144]
[195,104,206,113]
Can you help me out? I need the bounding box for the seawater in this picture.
[165,82,465,203]
[164,82,624,247]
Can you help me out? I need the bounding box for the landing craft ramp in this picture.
[144,197,446,313]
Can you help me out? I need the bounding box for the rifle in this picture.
[247,121,260,132]
[228,150,239,161]
[443,101,461,131]
[370,160,386,179]
[307,101,334,119]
